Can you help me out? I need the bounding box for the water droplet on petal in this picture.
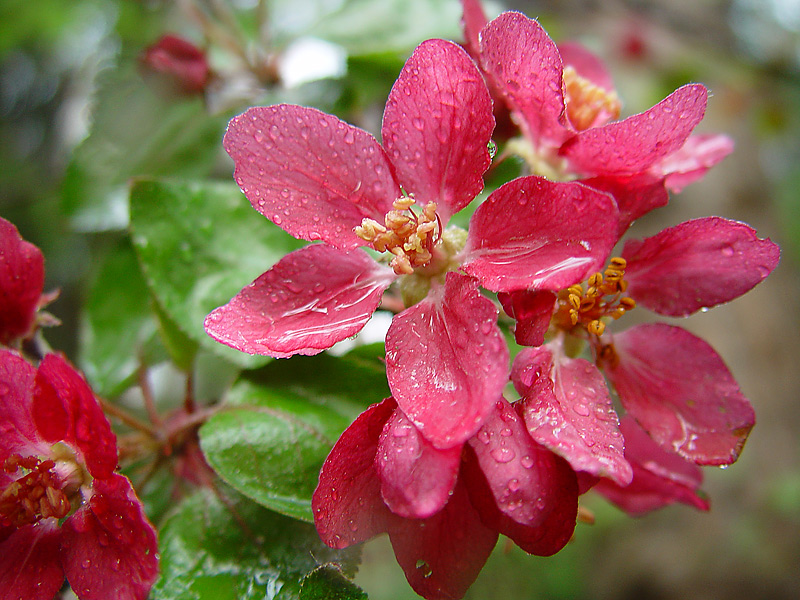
[491,447,516,463]
[521,455,534,469]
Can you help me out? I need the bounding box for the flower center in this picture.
[355,195,442,275]
[563,65,621,131]
[552,257,635,337]
[0,454,71,527]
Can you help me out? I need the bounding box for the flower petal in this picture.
[605,323,755,465]
[497,290,556,347]
[61,474,158,600]
[479,12,569,147]
[33,354,118,479]
[462,176,618,292]
[205,245,395,357]
[386,272,509,449]
[622,217,780,316]
[0,350,44,461]
[558,42,615,95]
[560,84,708,175]
[376,409,461,519]
[388,479,497,600]
[313,399,398,548]
[514,343,632,486]
[582,173,669,236]
[0,218,44,345]
[657,133,734,193]
[594,416,710,515]
[382,39,493,221]
[460,0,489,59]
[0,520,63,600]
[224,105,400,250]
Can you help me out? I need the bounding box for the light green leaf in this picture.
[300,565,368,600]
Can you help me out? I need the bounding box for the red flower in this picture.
[0,350,158,600]
[313,397,578,600]
[0,217,44,346]
[139,34,210,95]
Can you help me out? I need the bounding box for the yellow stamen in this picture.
[563,66,622,131]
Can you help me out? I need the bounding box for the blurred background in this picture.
[1,0,798,598]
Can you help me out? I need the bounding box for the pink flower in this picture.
[0,217,44,346]
[0,350,158,600]
[312,397,578,600]
[206,38,621,446]
[139,34,210,95]
[462,4,733,233]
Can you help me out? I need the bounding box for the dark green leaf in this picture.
[300,565,368,600]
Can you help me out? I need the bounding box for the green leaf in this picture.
[200,347,390,521]
[153,488,360,600]
[129,178,305,369]
[300,565,368,600]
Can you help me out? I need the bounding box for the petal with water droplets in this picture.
[0,350,46,460]
[0,519,63,600]
[498,289,557,347]
[657,134,734,193]
[582,173,668,236]
[205,245,395,357]
[0,218,44,345]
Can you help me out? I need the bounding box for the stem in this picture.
[184,371,196,413]
[138,364,163,428]
[98,398,157,436]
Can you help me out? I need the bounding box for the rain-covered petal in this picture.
[313,399,398,548]
[61,474,158,600]
[388,480,497,600]
[582,173,668,236]
[622,217,780,316]
[0,520,63,600]
[560,84,708,176]
[224,105,400,250]
[479,12,569,147]
[605,323,755,465]
[462,176,618,292]
[32,354,118,480]
[657,133,734,193]
[497,290,556,347]
[514,343,632,486]
[385,273,509,449]
[594,416,709,515]
[0,217,44,345]
[376,409,461,519]
[0,350,44,461]
[205,245,395,357]
[382,39,494,221]
[460,0,489,59]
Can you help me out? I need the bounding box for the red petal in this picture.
[376,410,461,519]
[204,245,394,357]
[560,84,708,175]
[462,176,618,292]
[386,273,509,448]
[514,343,633,486]
[460,0,489,59]
[558,42,615,95]
[622,217,780,316]
[388,480,497,600]
[657,134,734,193]
[594,416,710,515]
[0,520,63,600]
[381,39,493,221]
[0,350,45,461]
[606,323,755,465]
[497,290,556,347]
[0,218,44,345]
[313,399,398,548]
[582,173,669,236]
[61,474,158,600]
[479,12,569,147]
[224,105,400,250]
[33,354,117,479]
[139,35,210,94]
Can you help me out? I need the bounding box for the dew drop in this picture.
[81,559,91,569]
[573,403,590,417]
[477,430,491,445]
[508,478,520,492]
[500,427,512,437]
[491,447,516,463]
[521,455,534,469]
[721,246,735,257]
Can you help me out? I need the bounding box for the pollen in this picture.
[354,195,442,275]
[563,66,622,131]
[0,454,71,527]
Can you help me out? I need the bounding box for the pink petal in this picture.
[497,290,556,347]
[462,176,618,292]
[0,520,63,600]
[205,245,395,357]
[0,218,44,345]
[514,343,633,486]
[479,12,569,147]
[657,134,734,193]
[606,323,755,465]
[594,416,709,515]
[33,354,118,480]
[313,399,398,548]
[622,217,780,317]
[460,0,489,59]
[0,350,45,460]
[582,173,669,236]
[61,474,158,600]
[467,398,573,528]
[558,42,615,94]
[376,409,461,519]
[224,105,400,250]
[381,39,493,221]
[388,479,497,600]
[463,443,578,556]
[560,84,708,175]
[385,272,509,449]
